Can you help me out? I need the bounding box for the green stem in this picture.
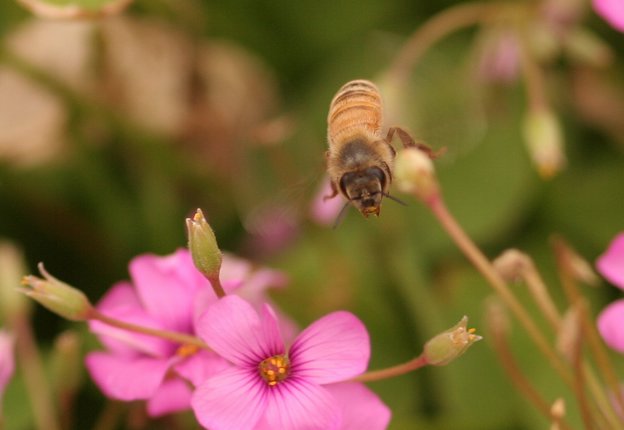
[384,1,499,86]
[426,196,574,387]
[12,316,61,430]
[352,354,428,383]
[89,309,209,349]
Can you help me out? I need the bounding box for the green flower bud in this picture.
[20,264,93,321]
[424,316,482,366]
[186,208,222,280]
[522,108,566,178]
[394,147,438,201]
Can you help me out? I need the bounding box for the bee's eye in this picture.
[365,167,386,189]
[339,172,357,197]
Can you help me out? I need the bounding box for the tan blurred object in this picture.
[0,20,95,167]
[0,68,67,167]
[16,0,133,20]
[100,17,194,136]
[185,39,280,177]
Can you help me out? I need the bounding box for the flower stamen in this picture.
[176,343,199,358]
[259,355,290,386]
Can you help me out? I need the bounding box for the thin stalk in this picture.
[488,323,574,430]
[522,263,561,331]
[11,316,61,430]
[553,238,624,426]
[426,196,573,387]
[385,2,500,86]
[352,354,428,383]
[568,308,597,429]
[208,275,226,299]
[89,309,209,349]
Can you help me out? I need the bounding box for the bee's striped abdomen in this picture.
[327,80,383,145]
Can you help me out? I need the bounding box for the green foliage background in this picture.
[0,0,623,429]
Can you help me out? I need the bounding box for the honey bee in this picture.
[325,79,421,218]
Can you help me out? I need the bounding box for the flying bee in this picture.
[325,79,424,218]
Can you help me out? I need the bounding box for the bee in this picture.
[325,79,420,218]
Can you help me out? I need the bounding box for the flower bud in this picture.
[550,398,566,430]
[186,208,222,280]
[0,241,30,319]
[522,107,566,178]
[493,249,532,283]
[424,316,482,366]
[20,264,93,321]
[394,147,439,202]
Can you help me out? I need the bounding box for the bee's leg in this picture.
[323,180,339,201]
[386,127,445,159]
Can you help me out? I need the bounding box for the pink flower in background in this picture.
[0,330,15,411]
[593,0,624,31]
[596,233,624,353]
[310,177,347,226]
[477,30,521,84]
[86,249,288,416]
[191,295,389,430]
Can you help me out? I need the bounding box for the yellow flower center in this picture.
[259,355,290,387]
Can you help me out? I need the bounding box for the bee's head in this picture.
[340,167,387,218]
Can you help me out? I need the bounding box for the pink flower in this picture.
[596,233,624,352]
[593,0,624,32]
[191,295,390,430]
[85,249,287,416]
[310,177,347,226]
[0,330,15,412]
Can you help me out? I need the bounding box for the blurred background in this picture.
[0,0,623,428]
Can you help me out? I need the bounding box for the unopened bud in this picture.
[20,264,93,321]
[485,297,511,336]
[493,249,532,282]
[0,241,30,319]
[522,108,566,178]
[186,208,222,280]
[394,147,439,201]
[552,236,599,286]
[424,316,482,366]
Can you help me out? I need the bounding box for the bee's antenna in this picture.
[332,201,351,230]
[383,193,407,206]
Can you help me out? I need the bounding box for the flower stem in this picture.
[426,196,573,386]
[352,354,428,383]
[11,315,61,430]
[487,313,575,430]
[89,309,209,349]
[209,275,226,299]
[384,1,499,86]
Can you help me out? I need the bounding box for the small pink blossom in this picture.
[191,295,390,430]
[593,0,624,32]
[86,249,287,417]
[596,233,624,353]
[477,30,521,84]
[0,330,15,412]
[310,177,347,226]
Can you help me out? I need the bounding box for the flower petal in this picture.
[173,350,230,387]
[130,249,209,333]
[261,378,341,430]
[146,377,192,417]
[324,382,391,430]
[289,311,369,384]
[0,330,15,396]
[196,295,282,367]
[593,0,624,32]
[597,299,624,353]
[191,367,267,430]
[89,282,175,357]
[597,233,624,290]
[85,352,170,400]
